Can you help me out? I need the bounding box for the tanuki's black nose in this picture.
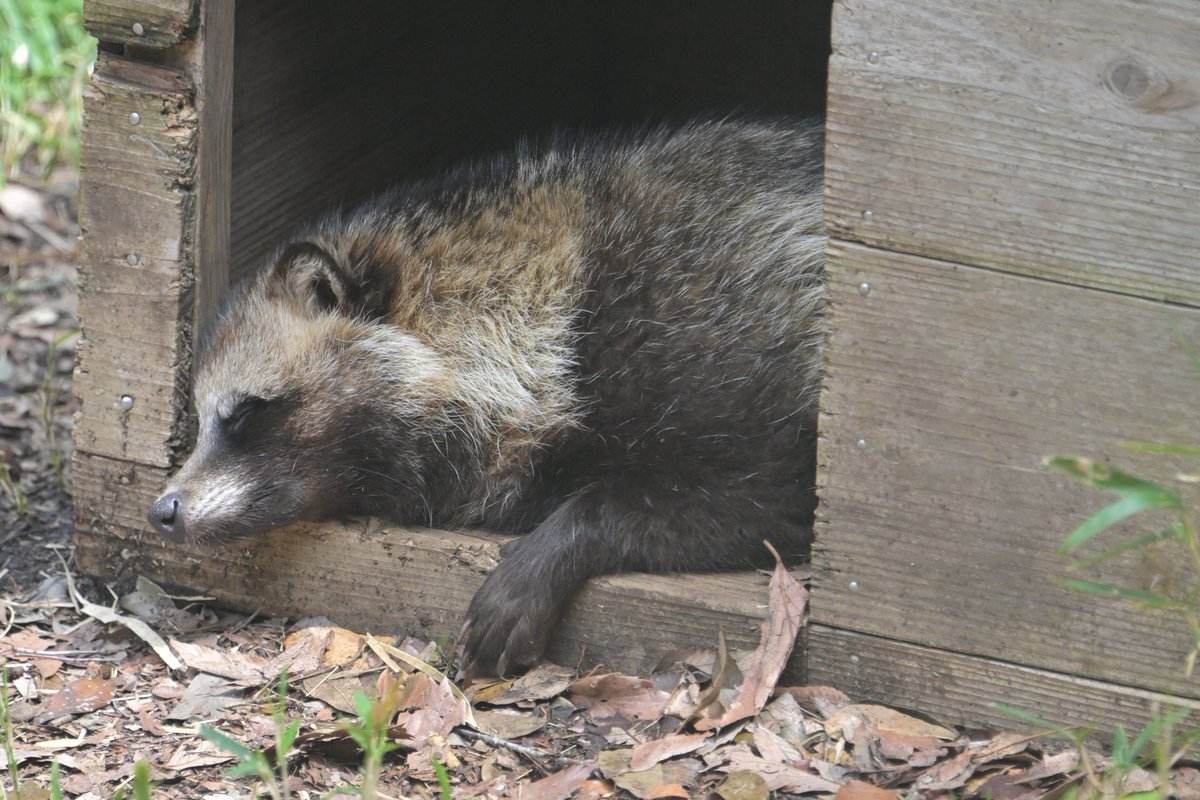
[148,493,187,541]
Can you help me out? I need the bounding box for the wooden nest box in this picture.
[75,0,1200,728]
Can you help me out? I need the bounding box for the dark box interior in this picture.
[229,0,832,280]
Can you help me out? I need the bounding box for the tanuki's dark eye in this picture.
[221,396,271,439]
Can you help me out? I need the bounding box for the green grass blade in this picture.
[1045,457,1180,502]
[133,761,152,800]
[200,725,257,761]
[432,757,453,800]
[1121,441,1200,457]
[1059,494,1180,555]
[1070,525,1184,569]
[1059,579,1183,609]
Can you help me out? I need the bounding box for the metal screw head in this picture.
[857,438,867,449]
[858,282,871,296]
[132,21,145,35]
[848,580,860,591]
[129,112,141,126]
[125,253,139,266]
[849,654,861,664]
[119,394,135,410]
[861,209,874,221]
[867,51,881,65]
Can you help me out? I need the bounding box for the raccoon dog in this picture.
[147,119,826,676]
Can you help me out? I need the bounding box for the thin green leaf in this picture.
[1044,457,1179,501]
[1110,724,1129,765]
[353,691,375,723]
[279,719,301,755]
[1121,441,1200,457]
[1070,525,1184,569]
[1059,493,1180,555]
[989,703,1077,739]
[433,757,454,800]
[226,756,270,779]
[132,761,152,800]
[1059,579,1184,609]
[50,759,63,800]
[199,725,257,761]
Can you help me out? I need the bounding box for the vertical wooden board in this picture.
[823,0,1200,305]
[75,55,196,468]
[227,0,608,282]
[85,0,197,47]
[814,241,1200,698]
[73,451,795,678]
[808,626,1200,734]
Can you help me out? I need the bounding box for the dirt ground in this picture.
[0,178,1193,800]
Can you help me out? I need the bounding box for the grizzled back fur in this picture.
[151,118,826,674]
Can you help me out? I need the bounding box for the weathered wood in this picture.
[73,451,801,679]
[824,0,1200,305]
[227,0,608,282]
[75,54,196,468]
[165,0,233,338]
[84,0,197,47]
[808,626,1200,735]
[814,240,1200,699]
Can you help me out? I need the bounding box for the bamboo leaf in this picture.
[1045,457,1181,506]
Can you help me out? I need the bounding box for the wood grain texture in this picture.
[165,0,233,339]
[75,54,195,468]
[84,0,197,47]
[824,0,1200,305]
[814,240,1200,699]
[73,452,802,679]
[227,0,608,282]
[808,626,1200,734]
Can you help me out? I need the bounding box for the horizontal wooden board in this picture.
[85,0,197,47]
[73,452,801,679]
[814,240,1200,699]
[824,0,1200,305]
[75,55,195,468]
[808,626,1200,735]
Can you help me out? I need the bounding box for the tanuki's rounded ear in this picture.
[272,241,358,314]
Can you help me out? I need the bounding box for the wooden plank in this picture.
[75,55,195,468]
[814,240,1200,698]
[808,626,1200,735]
[74,452,802,679]
[824,0,1200,305]
[164,0,233,338]
[227,0,608,282]
[85,0,197,47]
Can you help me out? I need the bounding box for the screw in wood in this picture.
[132,21,145,35]
[857,438,867,448]
[119,395,135,410]
[125,253,139,266]
[867,51,880,65]
[858,282,871,296]
[861,209,874,221]
[848,580,860,590]
[129,112,141,126]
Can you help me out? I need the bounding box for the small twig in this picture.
[457,728,558,775]
[55,552,183,671]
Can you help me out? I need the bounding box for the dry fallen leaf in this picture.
[629,732,710,771]
[836,779,901,800]
[716,770,770,800]
[169,639,270,684]
[471,707,547,739]
[695,547,807,730]
[569,673,669,722]
[472,662,575,705]
[824,704,956,742]
[37,677,115,723]
[722,743,842,794]
[513,761,596,800]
